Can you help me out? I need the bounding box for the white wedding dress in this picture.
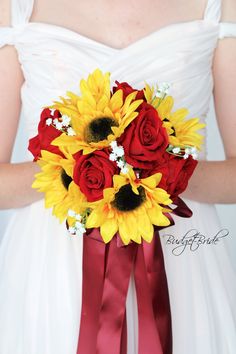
[0,0,236,353]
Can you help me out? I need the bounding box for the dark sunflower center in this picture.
[170,127,176,136]
[112,185,146,212]
[163,118,176,137]
[85,117,118,143]
[61,169,72,190]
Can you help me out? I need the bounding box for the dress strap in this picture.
[203,0,236,39]
[11,0,35,26]
[0,0,34,49]
[204,0,221,23]
[219,22,236,39]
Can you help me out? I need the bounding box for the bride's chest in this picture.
[18,18,219,162]
[31,0,204,50]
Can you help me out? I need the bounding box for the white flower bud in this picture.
[110,141,118,149]
[172,147,180,154]
[75,221,82,229]
[68,226,76,234]
[46,118,52,126]
[117,160,125,169]
[185,147,191,155]
[183,153,189,159]
[75,214,82,221]
[109,153,117,162]
[114,146,124,157]
[62,115,71,127]
[192,153,198,160]
[79,225,86,234]
[67,127,76,136]
[55,122,63,130]
[159,82,170,94]
[155,82,170,97]
[75,223,86,236]
[68,209,76,217]
[121,166,129,174]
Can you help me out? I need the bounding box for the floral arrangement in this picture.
[28,69,204,245]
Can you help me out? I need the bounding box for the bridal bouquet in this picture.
[28,68,205,353]
[28,69,204,245]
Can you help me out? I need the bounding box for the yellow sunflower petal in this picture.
[118,220,133,245]
[148,205,170,227]
[100,218,118,243]
[125,212,141,243]
[138,210,154,243]
[141,173,162,190]
[60,159,74,177]
[109,89,124,112]
[171,108,189,122]
[158,96,174,119]
[143,83,154,103]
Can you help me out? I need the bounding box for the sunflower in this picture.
[144,84,205,150]
[86,168,172,245]
[49,69,143,155]
[32,150,87,222]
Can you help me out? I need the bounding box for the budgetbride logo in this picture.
[162,228,229,256]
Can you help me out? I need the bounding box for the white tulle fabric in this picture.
[0,0,236,353]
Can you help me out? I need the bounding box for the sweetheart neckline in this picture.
[26,19,218,52]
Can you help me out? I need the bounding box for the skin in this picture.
[0,0,235,209]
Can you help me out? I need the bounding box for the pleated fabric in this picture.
[0,0,236,353]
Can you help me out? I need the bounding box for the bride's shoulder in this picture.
[0,0,10,27]
[221,0,236,21]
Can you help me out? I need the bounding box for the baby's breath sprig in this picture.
[166,145,198,160]
[152,82,171,109]
[46,111,76,136]
[109,141,130,174]
[67,208,91,236]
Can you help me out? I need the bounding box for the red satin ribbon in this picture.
[76,228,172,354]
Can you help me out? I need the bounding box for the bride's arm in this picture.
[0,7,42,210]
[181,0,236,204]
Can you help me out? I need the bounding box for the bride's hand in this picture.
[180,158,236,204]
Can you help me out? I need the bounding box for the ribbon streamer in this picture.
[76,229,172,354]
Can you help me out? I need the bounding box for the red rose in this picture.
[28,108,64,160]
[119,102,169,169]
[142,154,198,200]
[28,135,41,161]
[169,156,197,198]
[113,81,145,101]
[73,149,119,202]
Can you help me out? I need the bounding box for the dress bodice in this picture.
[0,0,236,160]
